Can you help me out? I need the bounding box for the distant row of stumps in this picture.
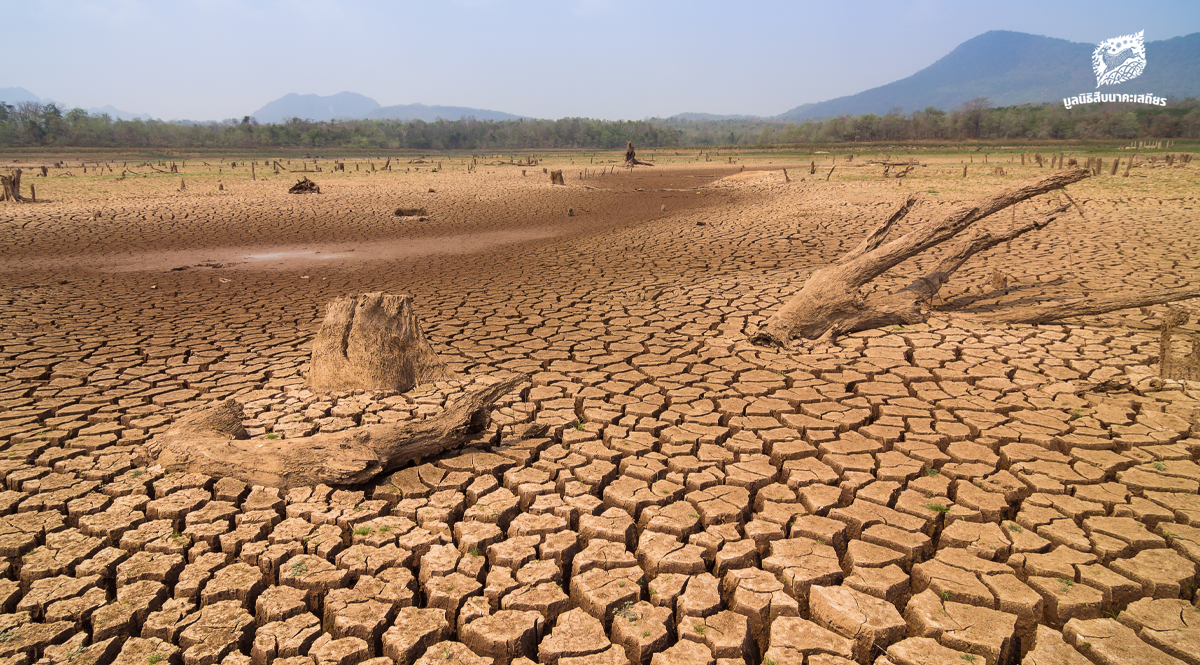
[1,155,541,200]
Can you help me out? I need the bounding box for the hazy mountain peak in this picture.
[250,92,525,123]
[777,30,1200,119]
[251,92,382,123]
[668,112,761,121]
[0,87,42,105]
[367,103,525,122]
[87,105,154,121]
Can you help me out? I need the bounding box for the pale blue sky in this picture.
[4,0,1198,120]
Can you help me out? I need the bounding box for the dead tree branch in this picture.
[969,286,1200,325]
[837,196,917,265]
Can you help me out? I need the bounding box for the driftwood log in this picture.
[144,374,525,489]
[308,293,451,392]
[753,169,1200,347]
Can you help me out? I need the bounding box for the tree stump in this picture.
[624,141,653,167]
[1,169,26,202]
[550,170,565,186]
[308,293,451,393]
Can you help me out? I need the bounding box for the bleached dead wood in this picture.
[143,375,525,489]
[753,169,1200,347]
[144,291,523,488]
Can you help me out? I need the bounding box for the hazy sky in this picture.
[5,0,1198,120]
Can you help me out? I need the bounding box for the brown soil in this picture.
[0,154,1198,665]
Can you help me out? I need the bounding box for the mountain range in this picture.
[4,29,1199,124]
[0,87,153,120]
[249,92,524,124]
[0,87,40,105]
[251,30,1200,122]
[776,30,1200,119]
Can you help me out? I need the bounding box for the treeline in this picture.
[0,103,682,151]
[1,97,1199,150]
[673,98,1200,145]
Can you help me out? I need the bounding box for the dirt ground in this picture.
[0,150,1198,665]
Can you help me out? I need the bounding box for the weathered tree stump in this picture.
[550,170,565,186]
[1,169,26,202]
[624,141,653,167]
[308,293,451,393]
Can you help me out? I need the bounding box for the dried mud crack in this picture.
[0,158,1198,665]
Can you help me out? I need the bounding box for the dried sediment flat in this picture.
[0,155,1198,665]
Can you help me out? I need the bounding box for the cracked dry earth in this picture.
[1,157,1200,665]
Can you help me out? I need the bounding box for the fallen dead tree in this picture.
[145,292,524,487]
[753,169,1200,347]
[143,374,524,488]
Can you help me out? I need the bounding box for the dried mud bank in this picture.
[0,160,1199,665]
